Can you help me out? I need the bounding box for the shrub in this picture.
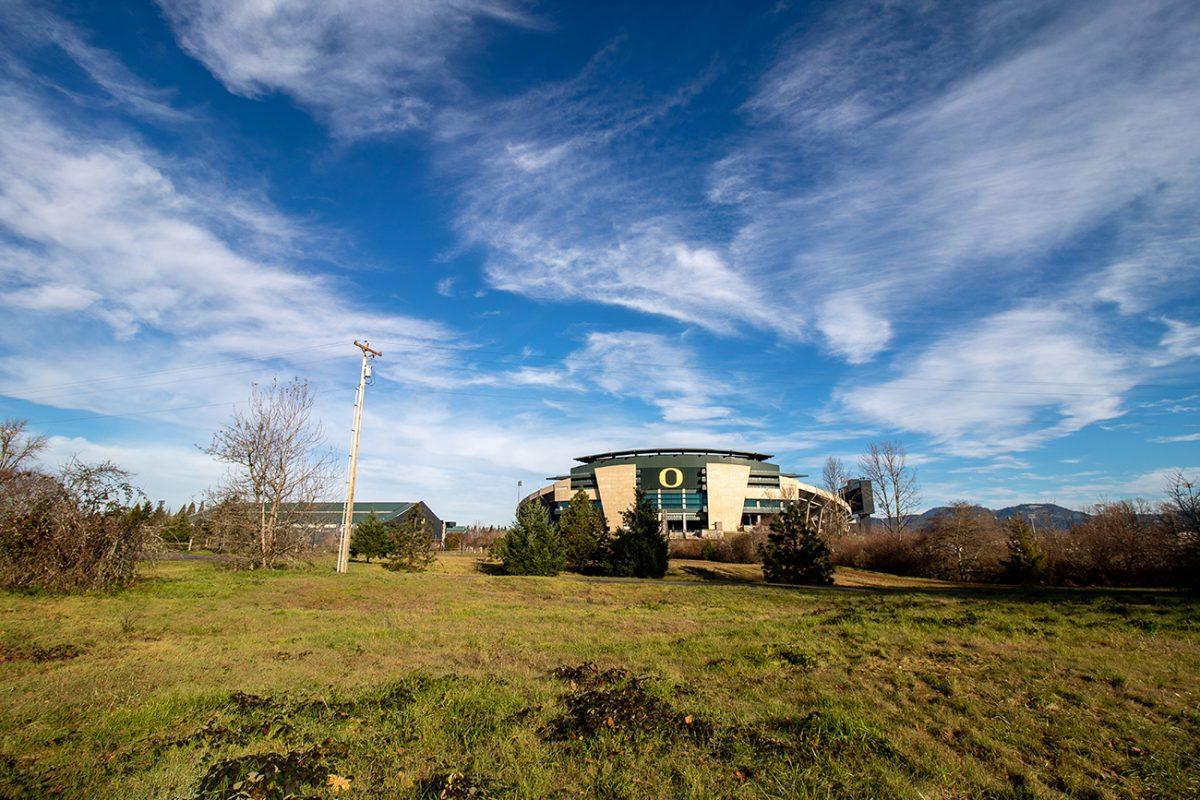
[727,531,763,564]
[442,532,462,551]
[501,501,565,576]
[604,490,668,578]
[833,531,934,577]
[760,503,834,585]
[1053,500,1171,586]
[384,510,435,572]
[699,540,717,561]
[350,512,392,563]
[0,458,155,592]
[668,539,706,560]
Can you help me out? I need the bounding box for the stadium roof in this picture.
[575,448,774,464]
[293,501,418,525]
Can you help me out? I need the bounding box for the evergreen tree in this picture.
[160,507,193,546]
[605,490,668,578]
[501,500,565,576]
[558,489,607,573]
[999,517,1047,584]
[760,503,834,585]
[350,512,392,563]
[185,501,197,516]
[385,510,436,572]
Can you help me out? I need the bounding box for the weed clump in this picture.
[226,691,272,711]
[188,745,333,800]
[415,771,498,798]
[546,663,710,741]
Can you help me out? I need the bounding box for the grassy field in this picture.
[1,555,1197,799]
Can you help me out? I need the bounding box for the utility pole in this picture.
[336,340,382,574]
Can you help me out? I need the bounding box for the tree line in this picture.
[825,440,1199,588]
[491,487,835,586]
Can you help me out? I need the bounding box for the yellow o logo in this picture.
[659,467,683,488]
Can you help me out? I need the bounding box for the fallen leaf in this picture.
[327,774,351,793]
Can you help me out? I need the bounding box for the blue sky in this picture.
[0,0,1197,523]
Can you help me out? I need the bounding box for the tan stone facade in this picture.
[592,463,637,532]
[703,461,752,533]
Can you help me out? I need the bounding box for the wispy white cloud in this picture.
[157,0,539,138]
[477,331,737,424]
[836,306,1134,457]
[563,332,734,424]
[1152,433,1200,444]
[1,1,192,124]
[0,69,458,428]
[1156,319,1200,364]
[721,0,1200,362]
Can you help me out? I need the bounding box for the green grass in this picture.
[0,556,1197,799]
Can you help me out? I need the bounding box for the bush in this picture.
[699,540,717,561]
[442,532,462,551]
[604,490,668,578]
[760,503,834,585]
[0,459,155,592]
[501,501,565,576]
[668,539,706,560]
[832,532,928,576]
[727,531,764,564]
[1049,500,1172,586]
[350,512,392,563]
[384,510,436,572]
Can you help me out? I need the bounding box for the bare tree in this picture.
[822,456,847,496]
[0,419,47,481]
[923,502,1001,582]
[203,379,334,569]
[858,440,920,539]
[1160,470,1199,586]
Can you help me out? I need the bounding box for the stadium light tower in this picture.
[336,340,382,574]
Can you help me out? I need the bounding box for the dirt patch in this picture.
[0,642,84,663]
[546,663,711,741]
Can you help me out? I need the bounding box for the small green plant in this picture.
[760,503,834,585]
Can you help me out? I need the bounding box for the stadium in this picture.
[522,448,871,538]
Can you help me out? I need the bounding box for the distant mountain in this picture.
[994,504,1091,530]
[888,503,1091,532]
